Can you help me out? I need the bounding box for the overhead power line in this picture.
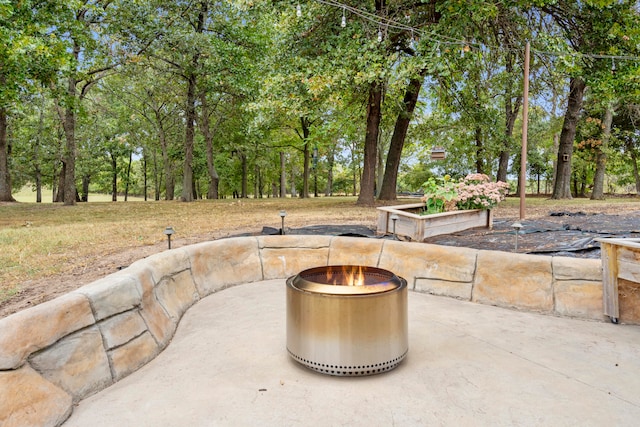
[297,0,640,64]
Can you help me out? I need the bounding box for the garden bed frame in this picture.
[376,203,492,241]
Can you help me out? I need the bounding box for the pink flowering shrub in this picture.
[421,173,509,214]
[454,174,510,210]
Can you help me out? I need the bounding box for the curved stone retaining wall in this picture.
[0,236,604,426]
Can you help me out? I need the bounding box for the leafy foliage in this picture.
[2,0,640,204]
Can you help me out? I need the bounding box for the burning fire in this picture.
[327,265,366,286]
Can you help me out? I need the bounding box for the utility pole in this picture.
[520,42,530,220]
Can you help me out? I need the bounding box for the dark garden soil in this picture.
[423,211,640,259]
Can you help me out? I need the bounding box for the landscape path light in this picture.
[390,213,399,240]
[164,226,175,249]
[512,222,523,252]
[279,210,287,235]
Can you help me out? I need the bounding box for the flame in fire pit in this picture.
[327,265,365,286]
[291,265,399,294]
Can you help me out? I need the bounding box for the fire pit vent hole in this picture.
[288,349,408,376]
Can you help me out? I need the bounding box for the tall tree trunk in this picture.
[81,175,90,202]
[357,81,382,205]
[475,126,484,174]
[634,160,640,194]
[198,93,220,199]
[154,113,173,200]
[255,163,261,198]
[181,2,206,202]
[290,162,297,197]
[551,133,559,191]
[0,106,15,202]
[152,147,160,200]
[376,139,384,198]
[34,95,46,203]
[497,96,521,182]
[552,77,586,199]
[300,117,311,198]
[513,152,522,197]
[143,150,148,201]
[206,145,219,199]
[378,72,425,200]
[351,141,358,196]
[124,150,132,201]
[313,162,318,197]
[35,164,42,203]
[591,104,613,200]
[629,142,640,194]
[60,75,78,206]
[241,152,248,198]
[56,31,89,206]
[111,153,117,201]
[497,54,522,183]
[280,151,287,198]
[182,71,197,202]
[325,145,335,196]
[357,0,385,204]
[0,70,13,201]
[55,162,66,202]
[550,84,560,193]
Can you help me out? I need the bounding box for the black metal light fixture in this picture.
[279,210,287,235]
[512,222,523,252]
[390,214,399,240]
[164,226,175,249]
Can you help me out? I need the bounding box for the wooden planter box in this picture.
[376,203,493,241]
[597,237,640,324]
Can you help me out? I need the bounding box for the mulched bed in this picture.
[259,211,640,259]
[423,211,640,258]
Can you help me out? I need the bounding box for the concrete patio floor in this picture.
[65,279,640,426]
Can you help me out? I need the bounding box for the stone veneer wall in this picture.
[0,235,604,427]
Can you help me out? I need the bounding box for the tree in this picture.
[11,91,62,202]
[102,68,183,200]
[378,65,429,200]
[552,77,586,198]
[362,0,440,203]
[0,105,10,202]
[541,1,637,199]
[251,5,336,199]
[358,80,383,205]
[591,105,613,199]
[48,1,127,204]
[0,0,66,201]
[138,0,262,201]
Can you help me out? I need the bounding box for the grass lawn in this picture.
[1,194,639,312]
[12,186,146,203]
[0,196,375,303]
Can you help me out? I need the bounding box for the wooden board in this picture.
[377,204,492,241]
[596,238,640,322]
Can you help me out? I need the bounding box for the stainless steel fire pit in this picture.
[286,265,408,376]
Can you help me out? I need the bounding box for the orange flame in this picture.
[327,266,366,286]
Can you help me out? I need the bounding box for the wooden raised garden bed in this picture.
[597,237,640,324]
[376,203,493,241]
